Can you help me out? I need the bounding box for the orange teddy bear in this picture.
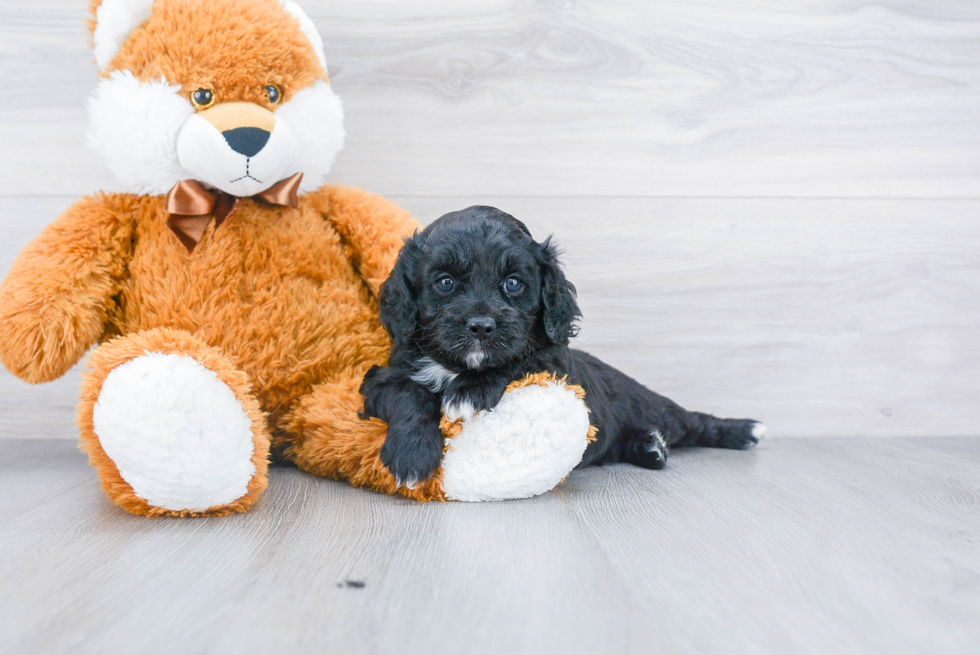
[0,0,592,516]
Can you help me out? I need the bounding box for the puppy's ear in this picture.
[539,237,581,345]
[380,232,422,346]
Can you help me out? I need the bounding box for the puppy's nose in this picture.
[467,316,496,337]
[222,127,270,157]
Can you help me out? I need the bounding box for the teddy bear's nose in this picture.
[222,127,271,158]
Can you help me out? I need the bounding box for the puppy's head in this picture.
[380,206,581,371]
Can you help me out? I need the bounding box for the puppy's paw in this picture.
[442,395,477,422]
[630,429,669,470]
[442,374,508,422]
[719,420,768,450]
[380,418,444,485]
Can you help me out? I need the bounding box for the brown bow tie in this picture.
[165,172,304,251]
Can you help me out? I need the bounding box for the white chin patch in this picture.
[276,81,345,193]
[87,71,194,195]
[177,115,298,197]
[92,353,257,512]
[466,346,485,370]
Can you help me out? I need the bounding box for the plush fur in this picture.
[0,0,412,513]
[1,0,590,514]
[438,374,593,502]
[92,0,156,70]
[361,206,768,483]
[78,327,271,517]
[87,71,194,195]
[93,351,258,511]
[86,0,344,196]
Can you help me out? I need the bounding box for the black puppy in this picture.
[360,206,766,485]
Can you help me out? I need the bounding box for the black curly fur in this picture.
[360,206,765,483]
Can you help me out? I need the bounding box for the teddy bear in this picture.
[0,0,592,516]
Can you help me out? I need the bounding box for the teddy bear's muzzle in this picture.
[176,101,298,197]
[197,102,276,157]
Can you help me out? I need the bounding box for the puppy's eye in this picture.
[503,276,524,295]
[265,84,282,104]
[191,88,215,109]
[434,276,455,294]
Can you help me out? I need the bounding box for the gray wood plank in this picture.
[1,437,978,654]
[1,1,978,198]
[4,196,976,440]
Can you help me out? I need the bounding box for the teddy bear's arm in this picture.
[0,193,137,384]
[308,185,421,297]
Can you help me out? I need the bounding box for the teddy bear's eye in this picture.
[191,88,214,109]
[265,84,282,105]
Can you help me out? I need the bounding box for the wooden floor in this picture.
[2,437,978,654]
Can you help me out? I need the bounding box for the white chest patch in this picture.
[409,357,458,393]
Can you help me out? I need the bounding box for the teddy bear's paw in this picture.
[92,352,260,513]
[440,378,592,502]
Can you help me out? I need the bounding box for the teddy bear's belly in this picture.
[114,208,391,415]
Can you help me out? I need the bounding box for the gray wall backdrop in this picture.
[1,0,978,440]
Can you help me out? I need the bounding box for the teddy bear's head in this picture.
[87,0,344,197]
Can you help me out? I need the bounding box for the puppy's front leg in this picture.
[441,370,511,422]
[360,366,444,486]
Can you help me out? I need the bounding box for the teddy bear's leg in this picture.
[436,375,594,502]
[284,370,594,503]
[77,328,271,517]
[282,367,447,502]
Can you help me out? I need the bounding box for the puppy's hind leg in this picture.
[672,411,768,450]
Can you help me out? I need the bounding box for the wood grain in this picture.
[3,196,977,440]
[1,437,978,654]
[0,1,978,197]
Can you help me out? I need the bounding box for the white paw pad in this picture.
[93,353,256,511]
[440,382,591,502]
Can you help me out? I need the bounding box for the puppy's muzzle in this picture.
[198,102,276,157]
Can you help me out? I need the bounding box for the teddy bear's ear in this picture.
[88,0,328,73]
[279,0,328,71]
[89,0,156,71]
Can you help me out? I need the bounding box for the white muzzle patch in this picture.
[176,114,298,197]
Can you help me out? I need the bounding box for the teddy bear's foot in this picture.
[77,328,270,516]
[440,373,593,502]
